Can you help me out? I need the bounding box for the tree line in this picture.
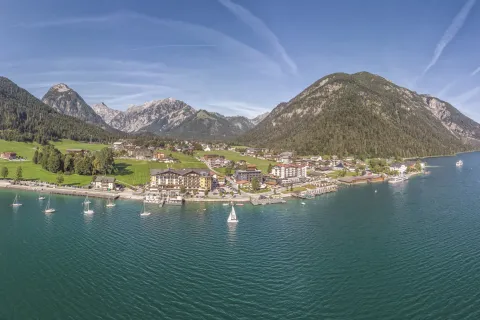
[33,145,115,176]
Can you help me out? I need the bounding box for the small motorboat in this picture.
[456,160,463,167]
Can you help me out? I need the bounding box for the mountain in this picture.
[241,72,480,157]
[0,77,114,143]
[251,112,269,125]
[93,98,196,133]
[42,84,111,130]
[226,116,256,132]
[167,110,253,139]
[92,99,254,138]
[92,102,122,124]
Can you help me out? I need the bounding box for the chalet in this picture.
[278,151,293,164]
[93,176,116,190]
[150,168,212,192]
[132,149,153,160]
[0,152,17,160]
[113,141,124,150]
[65,149,86,155]
[154,152,166,160]
[234,165,263,182]
[333,162,345,171]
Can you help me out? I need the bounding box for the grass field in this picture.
[0,142,207,186]
[115,150,207,186]
[195,150,275,173]
[0,139,109,160]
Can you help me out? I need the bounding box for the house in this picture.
[113,141,124,150]
[333,162,345,171]
[129,148,153,160]
[150,168,213,192]
[234,165,263,182]
[271,164,307,179]
[154,152,166,160]
[389,163,407,174]
[162,156,178,164]
[93,176,116,190]
[203,145,211,152]
[0,152,17,160]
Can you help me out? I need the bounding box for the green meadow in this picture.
[0,141,206,186]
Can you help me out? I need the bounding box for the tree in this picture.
[64,154,74,172]
[47,149,63,173]
[15,166,23,182]
[267,163,273,174]
[180,186,186,194]
[32,150,39,164]
[56,172,64,185]
[1,167,8,179]
[251,177,260,191]
[225,167,232,176]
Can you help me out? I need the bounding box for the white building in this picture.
[389,163,407,174]
[113,141,124,150]
[271,164,307,179]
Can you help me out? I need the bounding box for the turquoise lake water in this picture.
[1,153,480,319]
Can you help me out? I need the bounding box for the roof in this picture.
[236,180,249,185]
[273,164,306,168]
[390,162,406,168]
[150,168,211,177]
[94,176,116,183]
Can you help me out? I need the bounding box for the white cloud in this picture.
[421,0,476,78]
[217,0,297,75]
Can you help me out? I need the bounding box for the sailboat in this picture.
[44,196,55,213]
[106,196,116,208]
[83,201,94,215]
[12,194,22,207]
[38,191,46,201]
[83,195,91,205]
[227,204,238,223]
[140,200,151,216]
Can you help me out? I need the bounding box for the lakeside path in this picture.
[0,181,252,203]
[0,181,144,201]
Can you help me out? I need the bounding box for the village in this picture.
[0,139,428,206]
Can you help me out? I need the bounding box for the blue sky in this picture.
[1,0,479,119]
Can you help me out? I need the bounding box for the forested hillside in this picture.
[0,77,116,144]
[242,72,477,157]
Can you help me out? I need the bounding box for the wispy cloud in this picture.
[437,80,458,97]
[452,86,480,104]
[130,44,217,51]
[421,0,476,78]
[217,0,297,74]
[472,66,480,76]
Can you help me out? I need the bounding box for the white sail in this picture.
[84,201,94,214]
[140,200,151,216]
[227,205,238,223]
[106,196,116,208]
[44,196,55,213]
[12,194,22,207]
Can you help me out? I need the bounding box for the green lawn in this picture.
[0,141,206,187]
[195,150,276,173]
[0,139,109,186]
[327,170,357,178]
[0,139,109,160]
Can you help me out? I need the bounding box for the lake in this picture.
[1,153,480,319]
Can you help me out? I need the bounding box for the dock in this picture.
[251,198,287,206]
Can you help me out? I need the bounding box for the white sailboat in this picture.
[106,196,116,208]
[227,204,238,223]
[140,200,151,216]
[83,201,94,215]
[456,160,463,167]
[44,196,55,213]
[38,191,46,201]
[12,194,22,207]
[83,195,91,205]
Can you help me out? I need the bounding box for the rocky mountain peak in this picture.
[51,83,72,93]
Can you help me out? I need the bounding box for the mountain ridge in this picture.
[241,71,478,157]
